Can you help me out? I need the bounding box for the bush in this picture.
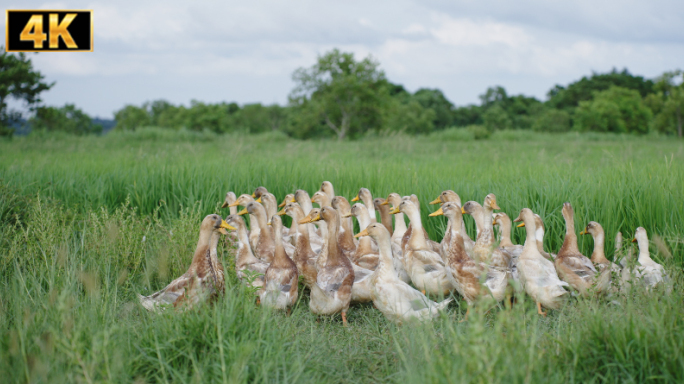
[573,86,653,133]
[468,124,491,140]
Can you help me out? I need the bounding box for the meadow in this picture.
[1,128,683,383]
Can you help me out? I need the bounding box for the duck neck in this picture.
[229,206,237,216]
[271,227,291,268]
[637,237,653,264]
[405,208,429,250]
[377,205,393,235]
[374,233,395,277]
[236,223,259,264]
[498,218,514,247]
[561,215,580,255]
[447,213,469,262]
[590,231,609,264]
[522,219,538,255]
[297,197,313,215]
[255,211,273,243]
[535,227,545,253]
[324,216,343,265]
[472,208,490,244]
[316,220,329,268]
[361,195,376,222]
[392,211,407,237]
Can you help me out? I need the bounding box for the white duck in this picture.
[357,223,452,324]
[631,227,668,289]
[514,208,569,316]
[258,216,298,311]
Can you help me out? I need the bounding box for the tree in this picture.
[289,49,389,140]
[412,88,455,130]
[0,48,54,137]
[30,104,102,135]
[482,105,512,131]
[650,70,683,137]
[114,105,150,131]
[573,86,652,134]
[547,68,654,110]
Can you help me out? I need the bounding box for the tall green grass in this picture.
[1,130,683,382]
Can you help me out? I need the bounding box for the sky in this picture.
[4,0,684,118]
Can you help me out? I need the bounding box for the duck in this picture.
[311,190,332,208]
[579,221,621,294]
[278,202,318,287]
[227,194,259,250]
[139,214,232,311]
[221,192,238,215]
[225,214,268,289]
[631,227,668,289]
[461,197,511,270]
[429,190,474,255]
[379,194,411,284]
[492,212,523,257]
[390,200,453,296]
[319,181,336,202]
[331,196,358,253]
[554,203,597,296]
[252,186,268,199]
[279,194,295,209]
[238,201,275,263]
[258,216,298,311]
[306,207,374,303]
[357,223,452,324]
[294,189,321,242]
[532,214,556,260]
[374,197,394,236]
[351,188,377,222]
[492,212,523,280]
[279,193,298,239]
[513,208,569,316]
[399,195,441,254]
[382,193,407,246]
[431,203,508,316]
[345,203,380,270]
[299,207,356,324]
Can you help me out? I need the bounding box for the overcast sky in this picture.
[5,0,684,118]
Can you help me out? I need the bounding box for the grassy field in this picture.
[1,128,683,383]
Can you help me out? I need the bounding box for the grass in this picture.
[1,128,683,383]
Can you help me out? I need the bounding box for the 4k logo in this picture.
[5,10,93,52]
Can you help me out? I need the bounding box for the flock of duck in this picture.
[138,181,669,324]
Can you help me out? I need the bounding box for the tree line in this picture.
[1,48,683,139]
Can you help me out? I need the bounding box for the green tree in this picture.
[289,49,389,140]
[30,104,102,135]
[482,105,512,131]
[412,88,455,130]
[547,68,654,110]
[0,49,54,137]
[383,99,435,134]
[114,105,150,131]
[573,86,652,133]
[650,70,683,137]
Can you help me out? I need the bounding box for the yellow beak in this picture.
[267,221,271,226]
[355,228,369,238]
[461,207,466,214]
[310,214,322,223]
[221,201,229,208]
[428,207,444,217]
[256,197,262,203]
[237,208,248,216]
[351,195,360,202]
[388,207,400,215]
[251,193,257,198]
[517,223,525,228]
[491,201,501,210]
[579,228,588,235]
[341,213,352,218]
[219,220,236,231]
[429,197,442,205]
[632,238,637,243]
[290,198,296,203]
[380,199,390,206]
[277,208,286,216]
[310,197,316,203]
[228,201,240,208]
[278,201,287,208]
[492,219,498,225]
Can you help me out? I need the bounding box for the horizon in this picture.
[4,0,684,119]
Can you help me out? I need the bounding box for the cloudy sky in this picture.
[5,0,684,118]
